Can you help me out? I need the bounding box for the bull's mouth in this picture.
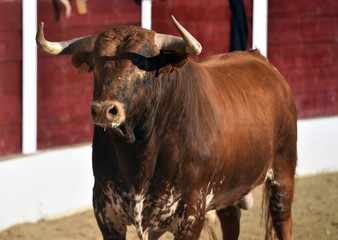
[114,122,127,135]
[105,121,135,143]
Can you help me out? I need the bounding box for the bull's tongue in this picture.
[112,122,120,128]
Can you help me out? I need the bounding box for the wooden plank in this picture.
[269,17,338,45]
[0,124,21,155]
[295,89,338,118]
[0,30,22,62]
[38,84,92,119]
[38,0,141,28]
[37,56,93,149]
[37,116,92,149]
[37,57,92,86]
[0,0,22,156]
[243,0,253,18]
[268,42,337,69]
[269,0,338,19]
[0,0,22,30]
[37,57,80,84]
[152,0,230,21]
[0,95,22,127]
[267,0,337,119]
[0,61,22,155]
[0,62,22,94]
[284,67,338,94]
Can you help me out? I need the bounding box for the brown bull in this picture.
[36,16,297,240]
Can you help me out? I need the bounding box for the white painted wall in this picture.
[0,117,337,231]
[141,0,152,30]
[252,0,268,57]
[0,145,93,231]
[22,0,37,154]
[297,116,338,175]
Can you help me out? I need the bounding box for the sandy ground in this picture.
[1,172,337,240]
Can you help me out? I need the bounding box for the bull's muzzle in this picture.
[90,101,126,128]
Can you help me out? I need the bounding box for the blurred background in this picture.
[0,0,337,232]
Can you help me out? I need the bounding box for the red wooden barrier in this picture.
[0,0,336,156]
[0,0,22,155]
[268,0,338,117]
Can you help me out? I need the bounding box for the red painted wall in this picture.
[152,0,338,118]
[36,0,141,150]
[268,0,338,118]
[0,0,337,156]
[0,0,22,156]
[152,0,253,61]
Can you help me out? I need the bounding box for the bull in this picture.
[36,16,297,240]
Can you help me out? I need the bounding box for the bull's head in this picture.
[36,16,201,142]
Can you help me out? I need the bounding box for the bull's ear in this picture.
[36,22,97,73]
[71,52,93,74]
[158,53,188,74]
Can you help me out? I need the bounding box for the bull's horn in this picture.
[155,15,202,56]
[36,22,97,55]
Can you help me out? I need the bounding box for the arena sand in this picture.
[1,172,337,240]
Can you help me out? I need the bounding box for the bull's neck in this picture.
[92,61,208,195]
[92,124,155,195]
[133,60,206,141]
[154,61,206,136]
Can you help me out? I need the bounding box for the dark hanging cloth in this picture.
[229,0,248,51]
[52,0,72,21]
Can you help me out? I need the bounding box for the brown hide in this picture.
[37,23,297,240]
[90,44,297,239]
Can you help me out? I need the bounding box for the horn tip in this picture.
[170,15,202,56]
[37,22,45,35]
[170,15,179,25]
[187,45,202,56]
[36,22,45,44]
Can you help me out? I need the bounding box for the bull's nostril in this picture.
[91,108,97,119]
[109,106,118,116]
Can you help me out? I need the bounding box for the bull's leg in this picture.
[265,153,296,240]
[172,191,206,240]
[173,210,205,240]
[205,211,218,240]
[148,231,166,240]
[216,206,241,240]
[93,186,127,240]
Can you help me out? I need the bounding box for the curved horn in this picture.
[155,15,202,56]
[36,22,97,55]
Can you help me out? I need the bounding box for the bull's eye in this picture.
[139,64,146,70]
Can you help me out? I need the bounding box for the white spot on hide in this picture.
[206,189,214,209]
